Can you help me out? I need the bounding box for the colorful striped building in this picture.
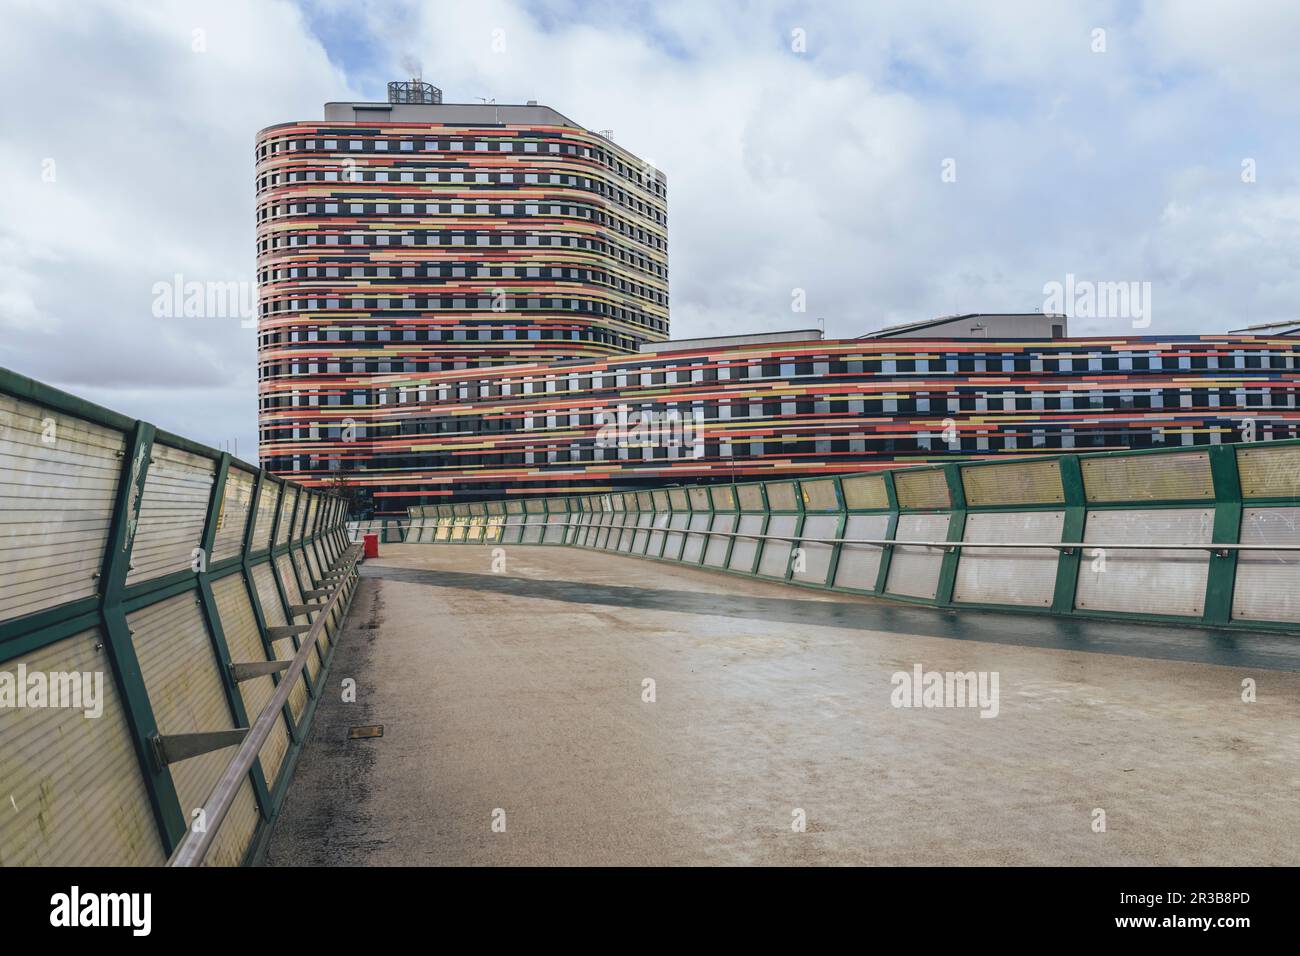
[257,94,1300,514]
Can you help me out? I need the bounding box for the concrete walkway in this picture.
[263,544,1300,866]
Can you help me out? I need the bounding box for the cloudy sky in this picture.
[2,0,1298,459]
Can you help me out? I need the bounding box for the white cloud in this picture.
[1,0,1297,458]
[0,0,355,456]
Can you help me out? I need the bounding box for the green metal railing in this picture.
[397,440,1300,633]
[0,366,356,866]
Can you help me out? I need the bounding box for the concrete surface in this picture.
[263,543,1300,866]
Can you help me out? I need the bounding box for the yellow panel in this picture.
[275,486,298,546]
[841,474,889,510]
[1236,444,1300,499]
[128,593,259,867]
[800,479,839,511]
[251,483,280,551]
[211,573,290,786]
[1082,451,1213,502]
[894,469,951,510]
[0,628,165,866]
[765,481,799,511]
[0,395,125,624]
[213,468,256,562]
[961,459,1064,506]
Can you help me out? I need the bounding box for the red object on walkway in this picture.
[363,533,379,559]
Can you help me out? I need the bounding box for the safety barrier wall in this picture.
[0,367,354,866]
[401,440,1300,633]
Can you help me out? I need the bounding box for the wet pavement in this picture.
[263,543,1300,866]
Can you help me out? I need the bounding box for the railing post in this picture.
[99,421,188,854]
[1051,456,1087,615]
[197,452,273,819]
[822,478,849,590]
[271,487,320,699]
[933,464,967,606]
[873,471,900,593]
[1204,444,1243,626]
[243,473,302,745]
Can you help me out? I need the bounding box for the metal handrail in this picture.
[167,542,364,867]
[375,518,1300,553]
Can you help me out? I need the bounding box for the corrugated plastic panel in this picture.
[211,573,289,785]
[961,460,1064,507]
[885,513,951,599]
[646,511,670,555]
[793,514,838,585]
[833,513,890,591]
[246,561,302,717]
[304,494,319,537]
[1082,451,1213,502]
[615,513,636,552]
[275,486,298,546]
[293,491,310,541]
[251,482,280,552]
[712,485,736,510]
[277,554,320,681]
[687,486,710,510]
[1236,444,1300,499]
[303,543,321,587]
[127,593,259,867]
[682,512,710,563]
[894,470,950,510]
[632,512,653,553]
[1232,506,1300,623]
[0,396,125,623]
[953,511,1065,607]
[757,514,797,577]
[1074,508,1213,616]
[521,514,545,544]
[543,514,567,544]
[765,481,799,511]
[800,479,838,511]
[668,488,689,510]
[0,627,164,866]
[737,484,765,511]
[728,514,764,572]
[212,467,255,562]
[662,512,689,559]
[703,513,734,566]
[841,474,889,510]
[125,443,215,587]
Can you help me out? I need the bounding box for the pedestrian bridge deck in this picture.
[263,544,1300,867]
